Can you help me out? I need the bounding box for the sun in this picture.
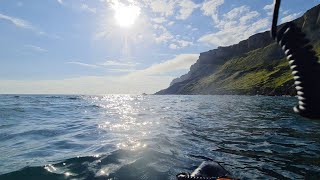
[113,4,141,27]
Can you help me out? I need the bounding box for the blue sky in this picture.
[0,0,319,94]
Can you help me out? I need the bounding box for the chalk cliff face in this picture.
[156,4,320,95]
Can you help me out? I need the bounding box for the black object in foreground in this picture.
[271,0,320,119]
[176,161,239,180]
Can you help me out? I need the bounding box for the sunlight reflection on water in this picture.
[1,95,320,179]
[95,95,150,151]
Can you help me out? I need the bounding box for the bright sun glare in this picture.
[114,4,141,27]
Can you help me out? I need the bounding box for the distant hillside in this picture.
[156,4,320,96]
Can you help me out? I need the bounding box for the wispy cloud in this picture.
[282,10,290,15]
[0,13,33,29]
[109,69,136,73]
[151,17,167,24]
[263,3,274,16]
[153,24,174,44]
[167,21,175,26]
[169,39,193,49]
[201,0,225,23]
[169,44,178,49]
[176,40,193,47]
[57,0,63,5]
[142,0,199,20]
[25,45,48,52]
[142,0,177,17]
[176,0,200,20]
[131,54,199,76]
[0,12,59,38]
[66,60,138,72]
[198,5,270,47]
[223,5,258,21]
[66,61,99,68]
[280,12,302,24]
[100,60,138,67]
[154,31,174,44]
[80,3,97,14]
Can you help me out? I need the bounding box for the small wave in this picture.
[0,155,100,179]
[45,96,61,99]
[0,107,25,113]
[0,129,62,142]
[0,149,182,179]
[66,96,81,100]
[0,124,15,129]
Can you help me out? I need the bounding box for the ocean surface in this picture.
[0,95,319,180]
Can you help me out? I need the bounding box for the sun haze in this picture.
[113,3,141,27]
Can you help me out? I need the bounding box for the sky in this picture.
[0,0,319,94]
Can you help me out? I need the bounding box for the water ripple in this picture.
[0,95,319,179]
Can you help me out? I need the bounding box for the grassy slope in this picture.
[189,41,320,95]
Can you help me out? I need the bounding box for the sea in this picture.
[0,95,319,180]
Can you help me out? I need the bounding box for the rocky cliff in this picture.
[156,4,320,95]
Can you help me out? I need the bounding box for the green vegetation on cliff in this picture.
[156,4,320,96]
[194,44,295,95]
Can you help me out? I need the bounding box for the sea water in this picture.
[0,95,319,179]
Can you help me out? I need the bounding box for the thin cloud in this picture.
[130,54,199,76]
[0,12,58,38]
[80,3,97,14]
[25,45,48,52]
[176,0,200,20]
[143,0,199,20]
[263,3,274,16]
[66,61,99,68]
[198,5,269,47]
[155,32,174,44]
[169,39,193,49]
[176,39,193,47]
[100,60,138,67]
[152,17,167,24]
[0,13,33,29]
[263,3,273,11]
[201,0,225,23]
[109,69,136,73]
[199,18,270,47]
[153,24,174,44]
[154,29,174,44]
[169,43,178,49]
[142,0,177,17]
[167,21,175,26]
[66,60,138,72]
[280,12,302,24]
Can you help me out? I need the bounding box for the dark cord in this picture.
[271,0,320,118]
[271,0,281,39]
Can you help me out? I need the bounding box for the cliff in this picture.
[156,4,320,95]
